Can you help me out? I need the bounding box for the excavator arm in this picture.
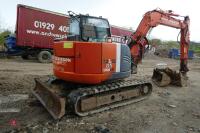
[128,9,190,75]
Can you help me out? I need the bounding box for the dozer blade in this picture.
[32,78,66,119]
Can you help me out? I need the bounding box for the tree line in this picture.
[149,39,200,53]
[0,30,12,45]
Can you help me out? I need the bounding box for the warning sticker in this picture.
[63,42,73,48]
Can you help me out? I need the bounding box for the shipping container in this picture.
[188,50,194,59]
[169,48,194,59]
[168,48,179,58]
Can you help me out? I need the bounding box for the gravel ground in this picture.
[0,55,200,133]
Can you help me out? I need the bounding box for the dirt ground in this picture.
[0,54,200,133]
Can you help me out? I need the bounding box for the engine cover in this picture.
[53,41,131,84]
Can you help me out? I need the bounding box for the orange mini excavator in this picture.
[33,10,190,119]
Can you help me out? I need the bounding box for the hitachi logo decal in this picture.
[103,59,113,72]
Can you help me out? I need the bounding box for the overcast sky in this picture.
[0,0,199,42]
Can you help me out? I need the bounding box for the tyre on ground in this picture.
[37,50,52,63]
[21,54,29,60]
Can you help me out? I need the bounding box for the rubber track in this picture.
[68,79,152,116]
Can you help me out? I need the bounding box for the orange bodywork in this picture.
[53,41,117,84]
[129,9,190,73]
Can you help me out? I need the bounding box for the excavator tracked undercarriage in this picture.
[33,78,152,119]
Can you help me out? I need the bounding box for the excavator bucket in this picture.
[152,69,171,87]
[32,78,66,119]
[152,67,187,87]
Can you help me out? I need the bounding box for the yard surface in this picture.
[0,54,200,133]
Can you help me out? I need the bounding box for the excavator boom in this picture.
[129,9,190,73]
[127,9,190,86]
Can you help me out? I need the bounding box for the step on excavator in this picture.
[32,9,190,119]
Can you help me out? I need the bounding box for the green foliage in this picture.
[149,39,162,46]
[189,42,200,53]
[0,30,11,45]
[149,38,179,49]
[149,38,200,53]
[162,41,179,49]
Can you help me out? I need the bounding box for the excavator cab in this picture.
[67,11,111,42]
